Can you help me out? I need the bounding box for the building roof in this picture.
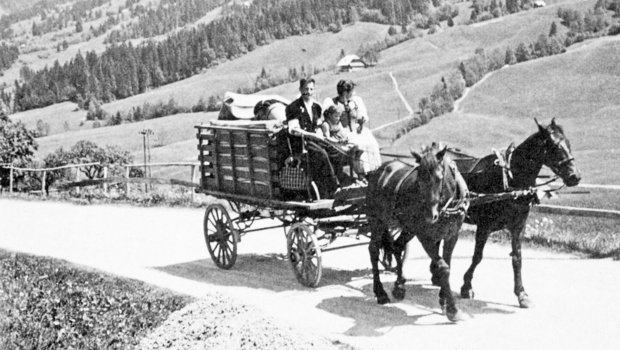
[337,54,366,67]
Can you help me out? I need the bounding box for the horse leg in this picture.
[391,238,407,301]
[509,222,533,308]
[429,234,458,286]
[460,225,491,299]
[418,237,465,322]
[369,218,390,304]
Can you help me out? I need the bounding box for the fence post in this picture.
[75,166,81,194]
[42,170,47,196]
[9,167,13,193]
[103,166,108,193]
[125,166,130,195]
[190,165,196,202]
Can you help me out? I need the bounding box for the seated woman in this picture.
[324,80,382,182]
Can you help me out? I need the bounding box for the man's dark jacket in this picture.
[285,97,322,154]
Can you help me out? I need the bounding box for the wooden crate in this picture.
[196,124,283,200]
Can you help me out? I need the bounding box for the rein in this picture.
[440,161,469,217]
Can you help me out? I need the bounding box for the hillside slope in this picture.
[386,35,620,184]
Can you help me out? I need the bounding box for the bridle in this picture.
[541,133,575,177]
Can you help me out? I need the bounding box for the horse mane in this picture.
[417,145,440,177]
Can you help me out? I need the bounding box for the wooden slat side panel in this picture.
[199,143,272,159]
[219,168,272,182]
[202,178,271,198]
[197,126,283,199]
[246,131,256,197]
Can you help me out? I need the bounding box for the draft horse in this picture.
[366,143,469,322]
[454,118,581,308]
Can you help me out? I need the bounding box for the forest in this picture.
[10,0,434,112]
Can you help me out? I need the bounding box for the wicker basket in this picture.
[280,157,309,191]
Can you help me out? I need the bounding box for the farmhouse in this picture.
[533,0,546,7]
[337,54,368,72]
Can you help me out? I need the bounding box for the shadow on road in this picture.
[155,253,516,336]
[317,281,515,336]
[154,253,372,292]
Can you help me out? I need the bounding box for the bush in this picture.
[477,11,495,22]
[35,119,50,137]
[444,71,466,101]
[419,108,434,124]
[192,97,208,112]
[0,251,191,350]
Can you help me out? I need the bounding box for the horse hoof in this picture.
[392,287,406,301]
[377,295,391,305]
[460,287,474,299]
[447,310,470,323]
[518,292,534,308]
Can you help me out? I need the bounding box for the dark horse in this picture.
[454,118,581,308]
[366,143,469,322]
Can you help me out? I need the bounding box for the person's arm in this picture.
[351,95,368,133]
[285,102,303,134]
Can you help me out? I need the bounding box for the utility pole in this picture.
[139,129,154,192]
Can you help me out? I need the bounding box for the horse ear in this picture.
[550,117,557,126]
[534,118,545,133]
[410,147,422,163]
[435,145,448,161]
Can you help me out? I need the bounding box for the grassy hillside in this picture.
[11,102,87,135]
[456,37,620,184]
[263,0,593,130]
[36,111,217,162]
[383,34,620,208]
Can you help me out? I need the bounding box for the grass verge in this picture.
[0,249,192,349]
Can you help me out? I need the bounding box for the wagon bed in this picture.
[195,121,372,287]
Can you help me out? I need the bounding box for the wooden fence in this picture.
[1,162,619,219]
[1,162,199,198]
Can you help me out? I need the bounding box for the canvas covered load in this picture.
[218,91,289,121]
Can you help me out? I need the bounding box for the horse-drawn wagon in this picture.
[195,119,372,287]
[195,93,581,317]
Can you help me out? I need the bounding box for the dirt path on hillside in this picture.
[1,199,619,350]
[453,65,508,113]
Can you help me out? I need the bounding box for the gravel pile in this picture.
[137,293,341,350]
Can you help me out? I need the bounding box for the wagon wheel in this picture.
[287,222,322,287]
[203,204,238,269]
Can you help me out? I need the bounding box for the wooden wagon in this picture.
[195,120,371,287]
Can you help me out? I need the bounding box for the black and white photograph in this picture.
[1,0,619,349]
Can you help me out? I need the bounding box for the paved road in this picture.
[1,199,619,350]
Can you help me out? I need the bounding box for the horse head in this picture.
[411,142,448,224]
[534,118,581,187]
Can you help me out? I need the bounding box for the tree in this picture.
[32,21,41,36]
[505,46,517,65]
[42,147,73,193]
[549,21,558,36]
[515,42,532,62]
[76,19,83,33]
[0,115,38,187]
[68,140,132,179]
[35,119,50,137]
